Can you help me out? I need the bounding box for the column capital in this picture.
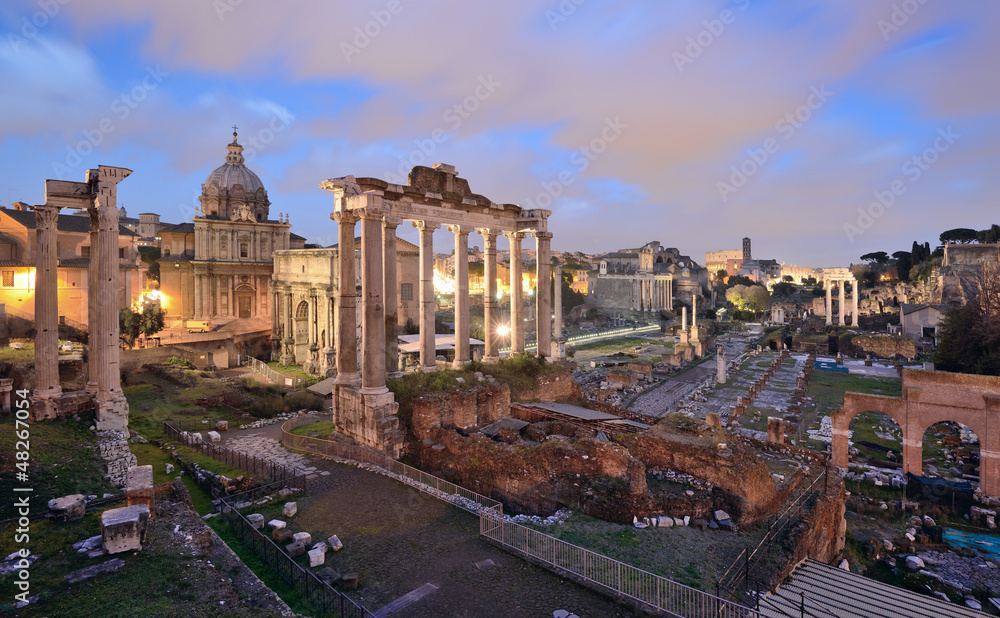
[356,206,387,221]
[533,231,553,241]
[32,204,60,230]
[412,220,440,232]
[383,215,403,229]
[476,227,500,241]
[332,211,358,225]
[504,231,525,241]
[447,224,474,236]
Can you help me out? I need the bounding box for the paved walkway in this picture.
[220,417,638,616]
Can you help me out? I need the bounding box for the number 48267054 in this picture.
[14,388,30,470]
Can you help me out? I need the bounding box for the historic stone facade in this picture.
[589,241,707,315]
[158,131,302,328]
[269,238,419,376]
[319,163,554,456]
[832,369,1000,497]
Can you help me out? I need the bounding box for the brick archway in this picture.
[830,369,1000,497]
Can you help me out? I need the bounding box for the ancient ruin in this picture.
[833,369,1000,497]
[319,164,552,455]
[822,267,859,327]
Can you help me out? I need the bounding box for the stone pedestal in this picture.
[716,345,727,384]
[280,337,295,367]
[101,504,150,554]
[126,465,154,516]
[767,417,785,444]
[333,385,404,458]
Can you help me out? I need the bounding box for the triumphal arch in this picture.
[832,369,999,497]
[319,164,553,456]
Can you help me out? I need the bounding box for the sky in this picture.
[0,0,997,267]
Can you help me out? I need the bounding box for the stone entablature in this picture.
[833,369,1000,498]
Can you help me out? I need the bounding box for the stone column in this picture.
[86,210,99,394]
[825,283,833,326]
[281,289,295,365]
[333,212,360,386]
[838,281,846,326]
[383,217,401,377]
[270,287,281,361]
[691,294,699,341]
[681,305,687,331]
[717,344,727,384]
[193,273,202,319]
[450,225,472,368]
[360,208,387,393]
[228,275,234,317]
[535,232,552,359]
[480,229,499,361]
[415,221,439,371]
[507,231,525,354]
[852,282,860,327]
[92,167,131,430]
[552,258,564,359]
[32,204,62,402]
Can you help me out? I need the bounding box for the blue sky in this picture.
[1,0,997,266]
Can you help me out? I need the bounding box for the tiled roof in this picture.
[0,259,32,268]
[0,208,138,236]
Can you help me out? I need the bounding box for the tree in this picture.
[715,269,727,284]
[468,262,484,278]
[745,285,772,314]
[860,251,889,265]
[892,251,912,281]
[771,281,794,297]
[976,224,1000,244]
[119,308,141,348]
[138,246,161,285]
[726,275,755,288]
[934,262,1000,375]
[139,305,165,340]
[940,228,978,244]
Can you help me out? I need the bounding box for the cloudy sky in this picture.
[1,0,997,266]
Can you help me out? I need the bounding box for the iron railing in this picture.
[241,356,304,388]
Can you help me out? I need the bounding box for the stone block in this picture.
[273,528,293,542]
[206,431,221,443]
[308,548,325,567]
[286,541,305,558]
[247,514,265,529]
[713,510,730,522]
[342,572,359,590]
[215,420,229,432]
[101,505,150,554]
[327,535,343,552]
[316,567,341,584]
[283,502,297,517]
[126,465,154,514]
[658,517,673,528]
[268,519,286,530]
[48,494,86,522]
[165,463,174,474]
[292,532,312,545]
[312,541,328,554]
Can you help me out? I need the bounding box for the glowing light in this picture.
[433,268,456,294]
[496,324,510,336]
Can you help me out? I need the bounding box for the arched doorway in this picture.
[294,300,309,364]
[234,283,255,319]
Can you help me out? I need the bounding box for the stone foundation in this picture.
[95,394,129,432]
[410,384,509,440]
[30,390,96,421]
[97,430,138,487]
[333,385,404,458]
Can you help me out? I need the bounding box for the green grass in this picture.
[806,372,902,411]
[0,342,35,363]
[289,420,336,438]
[571,336,654,353]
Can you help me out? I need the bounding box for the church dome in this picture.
[204,131,266,195]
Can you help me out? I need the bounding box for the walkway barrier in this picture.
[164,419,311,492]
[280,417,764,617]
[218,480,372,618]
[241,356,304,388]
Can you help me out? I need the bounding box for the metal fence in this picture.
[280,416,502,516]
[281,417,764,618]
[218,482,372,618]
[164,419,310,492]
[479,512,764,618]
[241,356,304,388]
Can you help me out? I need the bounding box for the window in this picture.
[119,248,125,259]
[401,283,413,301]
[81,246,90,257]
[240,242,249,258]
[1,271,13,287]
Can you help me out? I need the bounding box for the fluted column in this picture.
[826,283,833,326]
[32,204,61,401]
[360,208,387,393]
[838,282,846,326]
[552,258,564,360]
[852,282,860,327]
[86,209,99,394]
[480,229,499,361]
[535,232,552,359]
[506,231,525,354]
[383,216,401,377]
[415,221,439,371]
[450,225,472,368]
[281,289,294,365]
[333,212,360,386]
[270,286,281,361]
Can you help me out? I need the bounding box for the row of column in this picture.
[332,208,556,394]
[634,277,673,313]
[824,280,860,327]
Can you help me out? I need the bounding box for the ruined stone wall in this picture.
[623,433,778,523]
[589,277,636,313]
[515,369,582,402]
[773,479,848,586]
[410,384,510,440]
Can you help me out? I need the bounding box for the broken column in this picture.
[31,204,62,419]
[716,344,727,384]
[767,417,785,444]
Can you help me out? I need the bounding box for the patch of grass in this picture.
[289,420,336,438]
[0,342,35,363]
[806,372,902,412]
